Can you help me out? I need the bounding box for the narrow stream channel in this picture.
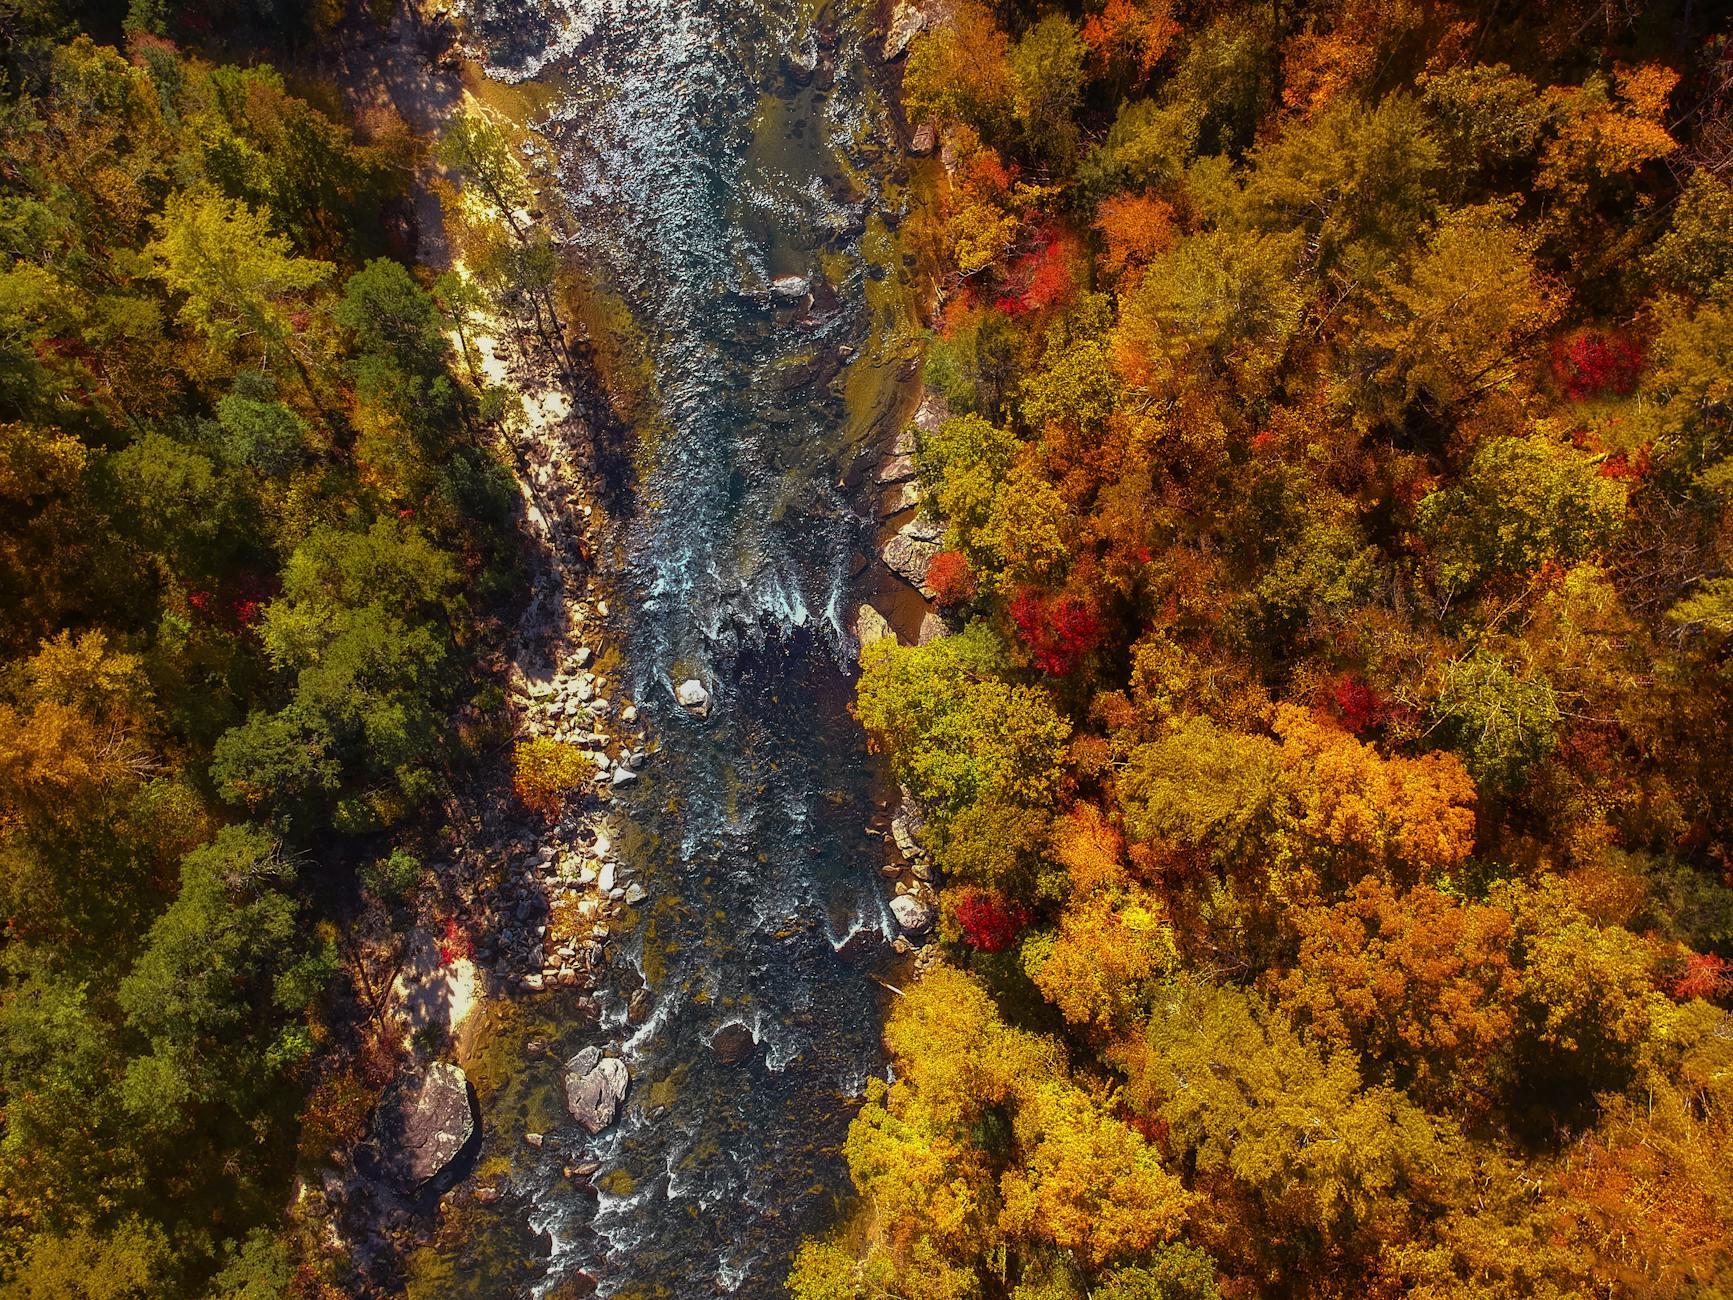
[449,1,923,1294]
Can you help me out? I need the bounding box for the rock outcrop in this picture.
[881,531,939,589]
[564,1047,630,1134]
[883,0,926,59]
[376,1061,476,1192]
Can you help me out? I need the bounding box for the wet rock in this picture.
[876,452,917,484]
[881,532,939,588]
[879,481,921,517]
[891,893,935,934]
[853,603,897,649]
[711,1022,757,1065]
[627,988,653,1024]
[883,0,926,59]
[563,1048,630,1134]
[675,678,711,717]
[375,1062,476,1193]
[769,274,811,300]
[521,972,545,992]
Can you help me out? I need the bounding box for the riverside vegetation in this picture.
[0,1,594,1294]
[796,1,1733,1298]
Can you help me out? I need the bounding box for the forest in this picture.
[796,0,1733,1297]
[0,1,545,1294]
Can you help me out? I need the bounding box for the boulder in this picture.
[891,795,926,858]
[769,274,811,300]
[917,610,948,645]
[883,0,926,59]
[710,1022,757,1065]
[675,678,711,716]
[881,533,939,588]
[890,894,935,933]
[563,1048,630,1134]
[910,119,938,156]
[377,1062,475,1192]
[853,603,897,649]
[899,512,943,544]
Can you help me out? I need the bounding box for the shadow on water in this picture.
[441,0,921,1295]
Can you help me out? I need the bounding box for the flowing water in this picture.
[440,1,925,1295]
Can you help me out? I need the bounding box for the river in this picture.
[436,1,924,1295]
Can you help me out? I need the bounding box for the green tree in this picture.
[143,187,332,365]
[1416,435,1627,600]
[1430,651,1560,795]
[1009,14,1086,165]
[856,623,1070,839]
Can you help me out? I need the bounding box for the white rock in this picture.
[769,274,811,299]
[675,678,711,716]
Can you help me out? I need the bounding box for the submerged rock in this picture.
[711,1022,757,1065]
[563,1048,630,1134]
[890,894,935,933]
[376,1061,475,1193]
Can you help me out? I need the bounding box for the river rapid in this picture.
[444,1,924,1295]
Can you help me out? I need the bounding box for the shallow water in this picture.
[446,1,918,1294]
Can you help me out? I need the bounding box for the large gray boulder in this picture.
[854,603,896,650]
[564,1048,630,1134]
[378,1061,475,1192]
[891,894,935,933]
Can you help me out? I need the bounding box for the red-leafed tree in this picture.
[1011,588,1103,675]
[1552,329,1644,400]
[955,888,1032,952]
[926,550,978,607]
